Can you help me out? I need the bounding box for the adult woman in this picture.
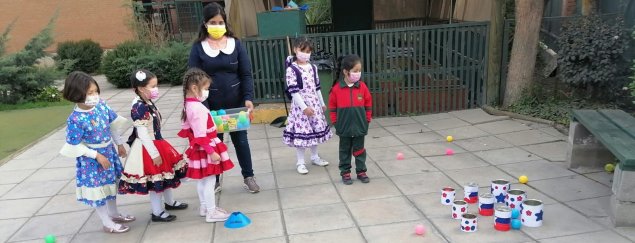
[188,2,259,193]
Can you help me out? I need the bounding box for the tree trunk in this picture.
[502,0,545,108]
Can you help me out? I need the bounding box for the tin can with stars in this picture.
[463,182,479,204]
[494,205,512,231]
[491,179,510,203]
[478,193,495,216]
[506,189,526,210]
[441,187,455,205]
[521,199,544,227]
[461,213,478,232]
[452,200,468,220]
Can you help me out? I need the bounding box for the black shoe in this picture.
[165,201,188,210]
[342,173,353,185]
[151,211,177,222]
[357,172,370,183]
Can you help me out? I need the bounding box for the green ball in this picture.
[44,234,56,243]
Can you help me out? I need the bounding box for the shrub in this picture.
[35,86,62,102]
[558,15,628,97]
[101,40,152,88]
[102,41,189,87]
[0,16,66,104]
[57,39,103,74]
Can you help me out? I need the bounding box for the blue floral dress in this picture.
[61,100,126,207]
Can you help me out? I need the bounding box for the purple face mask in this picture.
[348,72,361,82]
[296,51,311,62]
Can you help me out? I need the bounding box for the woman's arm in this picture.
[188,42,202,69]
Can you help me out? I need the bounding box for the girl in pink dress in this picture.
[178,68,234,222]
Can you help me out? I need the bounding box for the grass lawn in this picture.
[0,103,73,160]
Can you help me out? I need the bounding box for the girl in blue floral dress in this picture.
[59,71,135,233]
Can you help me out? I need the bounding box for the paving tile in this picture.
[409,142,466,157]
[422,118,470,130]
[214,211,284,242]
[218,189,278,213]
[225,158,272,177]
[79,204,150,233]
[366,136,405,148]
[270,146,298,159]
[615,227,635,242]
[0,184,15,197]
[412,113,453,123]
[430,215,532,243]
[383,123,431,135]
[376,157,438,176]
[72,220,146,243]
[449,109,508,124]
[520,203,604,239]
[539,230,632,243]
[445,166,513,188]
[142,218,214,243]
[276,168,331,189]
[521,141,568,161]
[283,203,355,235]
[426,153,489,171]
[335,177,402,202]
[36,194,90,215]
[10,210,91,242]
[497,160,576,181]
[565,196,611,218]
[23,168,75,182]
[391,172,460,195]
[2,180,67,200]
[0,157,53,171]
[436,126,489,140]
[0,218,28,243]
[397,132,446,145]
[408,192,456,219]
[474,147,539,165]
[279,183,341,209]
[374,116,417,126]
[496,130,560,146]
[454,136,514,152]
[508,183,558,205]
[348,196,421,226]
[367,127,392,138]
[361,220,448,243]
[584,171,613,187]
[530,175,611,202]
[289,227,365,243]
[43,156,76,169]
[474,120,532,134]
[14,235,72,243]
[367,145,419,162]
[0,198,49,219]
[326,161,386,181]
[0,170,35,184]
[239,237,287,243]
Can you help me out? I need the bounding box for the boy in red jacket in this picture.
[328,54,372,185]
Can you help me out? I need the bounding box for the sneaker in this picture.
[342,173,353,185]
[205,207,230,222]
[297,164,309,174]
[243,177,260,193]
[214,183,222,194]
[199,206,207,217]
[357,172,370,183]
[311,158,329,166]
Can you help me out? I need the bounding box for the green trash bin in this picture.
[257,10,306,38]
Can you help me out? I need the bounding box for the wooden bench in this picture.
[567,109,635,226]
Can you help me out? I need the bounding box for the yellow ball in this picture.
[518,175,528,184]
[605,163,615,173]
[446,136,454,142]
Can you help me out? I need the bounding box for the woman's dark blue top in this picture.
[188,38,254,110]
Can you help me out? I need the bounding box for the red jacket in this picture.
[328,79,372,137]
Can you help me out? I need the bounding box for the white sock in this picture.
[96,206,116,228]
[106,199,120,218]
[163,189,178,206]
[197,179,207,209]
[296,148,306,165]
[310,146,319,161]
[203,176,217,212]
[149,191,168,217]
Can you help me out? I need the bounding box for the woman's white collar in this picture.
[202,37,235,57]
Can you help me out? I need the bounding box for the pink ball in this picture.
[446,148,454,155]
[396,152,405,160]
[415,224,426,235]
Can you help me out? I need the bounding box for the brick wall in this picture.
[0,0,133,53]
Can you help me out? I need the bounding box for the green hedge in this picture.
[57,39,103,74]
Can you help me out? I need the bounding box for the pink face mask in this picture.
[147,87,159,100]
[348,72,361,82]
[296,51,311,62]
